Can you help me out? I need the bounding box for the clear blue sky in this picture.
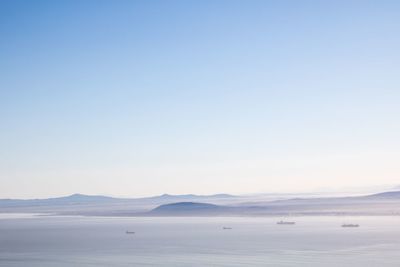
[1,0,399,198]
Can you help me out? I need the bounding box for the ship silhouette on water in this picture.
[341,224,359,228]
[277,220,295,225]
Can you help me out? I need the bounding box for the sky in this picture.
[1,0,400,198]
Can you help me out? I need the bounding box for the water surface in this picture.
[1,215,399,266]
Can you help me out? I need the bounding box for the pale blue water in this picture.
[1,215,400,266]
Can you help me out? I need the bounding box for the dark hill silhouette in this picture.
[150,202,230,215]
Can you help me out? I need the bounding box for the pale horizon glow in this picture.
[1,1,399,198]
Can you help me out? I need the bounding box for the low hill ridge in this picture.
[150,202,227,215]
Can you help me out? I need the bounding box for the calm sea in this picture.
[1,215,399,266]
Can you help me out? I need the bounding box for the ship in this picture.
[277,220,295,225]
[341,224,359,228]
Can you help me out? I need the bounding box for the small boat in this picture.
[341,224,359,228]
[126,231,135,234]
[222,227,232,230]
[277,220,295,225]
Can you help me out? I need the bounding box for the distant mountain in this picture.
[0,194,119,207]
[143,193,236,201]
[50,193,118,202]
[364,191,400,199]
[0,193,238,210]
[1,191,400,216]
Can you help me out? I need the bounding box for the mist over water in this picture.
[1,215,399,266]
